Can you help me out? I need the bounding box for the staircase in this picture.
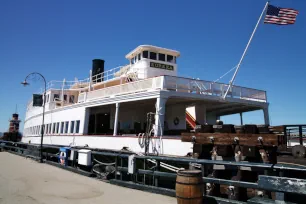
[186,111,196,129]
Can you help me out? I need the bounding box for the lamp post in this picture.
[21,72,46,163]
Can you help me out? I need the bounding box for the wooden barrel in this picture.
[176,170,203,204]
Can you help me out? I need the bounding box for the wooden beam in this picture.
[258,175,306,195]
[181,133,279,146]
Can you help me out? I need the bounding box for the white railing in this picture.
[86,76,163,101]
[46,78,90,90]
[163,76,267,102]
[31,75,266,111]
[92,65,128,84]
[45,65,130,91]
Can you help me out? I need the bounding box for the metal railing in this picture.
[92,66,126,84]
[86,76,163,101]
[1,141,306,203]
[163,76,267,102]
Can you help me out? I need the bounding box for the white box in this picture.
[78,149,92,166]
[69,149,77,161]
[128,154,136,174]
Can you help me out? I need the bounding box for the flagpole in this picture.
[223,1,269,99]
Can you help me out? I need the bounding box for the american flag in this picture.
[264,5,299,25]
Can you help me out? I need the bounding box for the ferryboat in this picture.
[22,45,269,156]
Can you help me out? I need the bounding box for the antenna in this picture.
[15,104,18,114]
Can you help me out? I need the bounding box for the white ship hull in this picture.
[21,135,193,156]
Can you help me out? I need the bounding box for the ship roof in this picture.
[125,45,180,59]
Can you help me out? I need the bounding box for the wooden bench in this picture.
[248,175,306,204]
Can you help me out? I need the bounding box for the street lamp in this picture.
[21,72,46,163]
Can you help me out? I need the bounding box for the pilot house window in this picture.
[69,95,74,103]
[53,94,60,101]
[158,53,165,61]
[167,55,174,63]
[143,51,148,59]
[149,52,157,60]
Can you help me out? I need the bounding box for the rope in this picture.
[131,149,182,172]
[93,156,116,166]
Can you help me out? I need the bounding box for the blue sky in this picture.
[0,0,305,132]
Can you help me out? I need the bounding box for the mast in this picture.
[223,2,269,99]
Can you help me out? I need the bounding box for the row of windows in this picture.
[45,94,75,104]
[131,51,176,64]
[25,120,80,136]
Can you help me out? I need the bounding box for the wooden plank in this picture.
[269,125,285,133]
[258,175,306,195]
[181,133,278,146]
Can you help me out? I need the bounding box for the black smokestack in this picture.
[92,59,105,82]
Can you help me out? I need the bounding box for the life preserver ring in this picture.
[173,117,180,126]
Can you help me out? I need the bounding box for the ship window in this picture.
[158,53,165,61]
[56,122,60,133]
[131,58,134,64]
[70,121,75,133]
[134,56,137,63]
[49,123,52,134]
[69,95,74,103]
[65,121,69,133]
[60,122,64,134]
[167,55,174,63]
[143,51,148,59]
[53,94,60,101]
[46,124,49,134]
[76,120,80,133]
[138,53,141,61]
[52,123,56,134]
[150,52,157,60]
[64,95,67,102]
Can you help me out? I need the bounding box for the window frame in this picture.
[46,124,49,134]
[149,51,157,60]
[56,122,60,134]
[158,53,165,61]
[76,120,80,134]
[70,121,75,134]
[167,55,174,63]
[52,123,56,134]
[49,123,52,134]
[69,95,75,103]
[53,94,60,101]
[60,122,64,134]
[65,121,69,134]
[143,51,148,59]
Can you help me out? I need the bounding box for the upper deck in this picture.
[25,45,267,120]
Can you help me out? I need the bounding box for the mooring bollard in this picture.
[176,170,203,204]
